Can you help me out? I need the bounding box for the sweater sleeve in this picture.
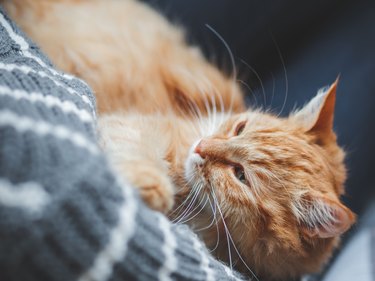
[0,8,247,281]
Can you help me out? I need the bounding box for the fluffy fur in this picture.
[2,1,355,280]
[1,0,244,115]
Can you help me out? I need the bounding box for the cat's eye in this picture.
[234,165,247,184]
[234,121,247,136]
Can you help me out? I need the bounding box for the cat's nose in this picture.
[194,140,206,158]
[193,138,230,162]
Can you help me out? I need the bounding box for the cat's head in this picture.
[184,80,355,281]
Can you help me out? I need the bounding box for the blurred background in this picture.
[143,0,374,279]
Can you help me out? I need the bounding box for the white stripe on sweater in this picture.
[78,179,137,281]
[191,234,215,281]
[0,85,93,123]
[0,179,50,214]
[0,12,93,98]
[0,13,78,81]
[0,110,98,155]
[158,216,178,281]
[0,62,95,113]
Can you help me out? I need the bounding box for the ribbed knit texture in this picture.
[0,8,248,281]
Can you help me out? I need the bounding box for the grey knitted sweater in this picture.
[0,8,247,281]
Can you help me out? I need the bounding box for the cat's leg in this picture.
[98,115,174,214]
[116,158,174,214]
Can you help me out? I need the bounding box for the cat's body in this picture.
[2,1,355,280]
[2,0,244,115]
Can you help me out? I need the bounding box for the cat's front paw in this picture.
[126,165,174,214]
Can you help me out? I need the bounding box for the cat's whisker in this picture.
[198,194,220,254]
[211,93,228,136]
[205,24,238,119]
[210,188,233,270]
[270,71,276,107]
[171,96,204,137]
[226,232,260,281]
[175,188,206,224]
[178,195,209,225]
[176,193,204,224]
[204,96,214,134]
[173,182,203,223]
[186,100,206,136]
[216,88,226,116]
[171,181,201,222]
[204,89,226,136]
[270,34,289,117]
[206,196,221,253]
[191,85,213,136]
[238,79,259,108]
[205,81,225,115]
[172,183,201,220]
[197,92,214,136]
[204,79,226,132]
[175,110,199,136]
[240,59,267,109]
[192,78,211,117]
[195,195,217,232]
[201,77,228,131]
[167,67,208,137]
[169,188,194,217]
[209,91,218,135]
[188,116,203,139]
[211,187,260,281]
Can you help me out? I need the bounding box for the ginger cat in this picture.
[2,0,355,280]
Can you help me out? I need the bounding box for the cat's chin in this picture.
[184,139,205,184]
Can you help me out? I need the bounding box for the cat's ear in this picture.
[295,192,355,238]
[292,79,338,140]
